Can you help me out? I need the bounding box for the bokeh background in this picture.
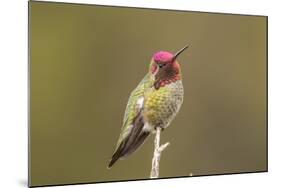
[29,1,267,187]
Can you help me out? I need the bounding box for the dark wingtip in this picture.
[107,157,119,169]
[107,149,123,169]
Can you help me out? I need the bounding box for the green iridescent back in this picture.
[115,73,154,149]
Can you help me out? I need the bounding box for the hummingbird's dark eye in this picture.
[158,63,166,68]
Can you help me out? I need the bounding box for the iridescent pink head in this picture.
[149,44,189,74]
[153,51,174,63]
[149,44,190,89]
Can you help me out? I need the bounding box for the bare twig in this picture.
[150,127,170,178]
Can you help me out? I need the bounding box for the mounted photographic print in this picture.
[28,1,268,187]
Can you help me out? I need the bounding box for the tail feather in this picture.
[107,113,149,168]
[107,131,150,168]
[107,140,126,168]
[121,131,150,158]
[107,156,119,169]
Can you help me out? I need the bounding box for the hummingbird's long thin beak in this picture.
[173,44,190,60]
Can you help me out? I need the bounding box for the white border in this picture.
[1,0,280,188]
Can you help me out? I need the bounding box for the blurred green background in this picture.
[29,1,267,187]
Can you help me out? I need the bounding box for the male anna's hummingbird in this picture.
[108,45,189,168]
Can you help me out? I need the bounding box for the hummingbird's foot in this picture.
[155,125,164,131]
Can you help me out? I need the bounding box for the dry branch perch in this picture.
[150,127,170,178]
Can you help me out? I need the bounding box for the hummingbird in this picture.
[107,45,189,168]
